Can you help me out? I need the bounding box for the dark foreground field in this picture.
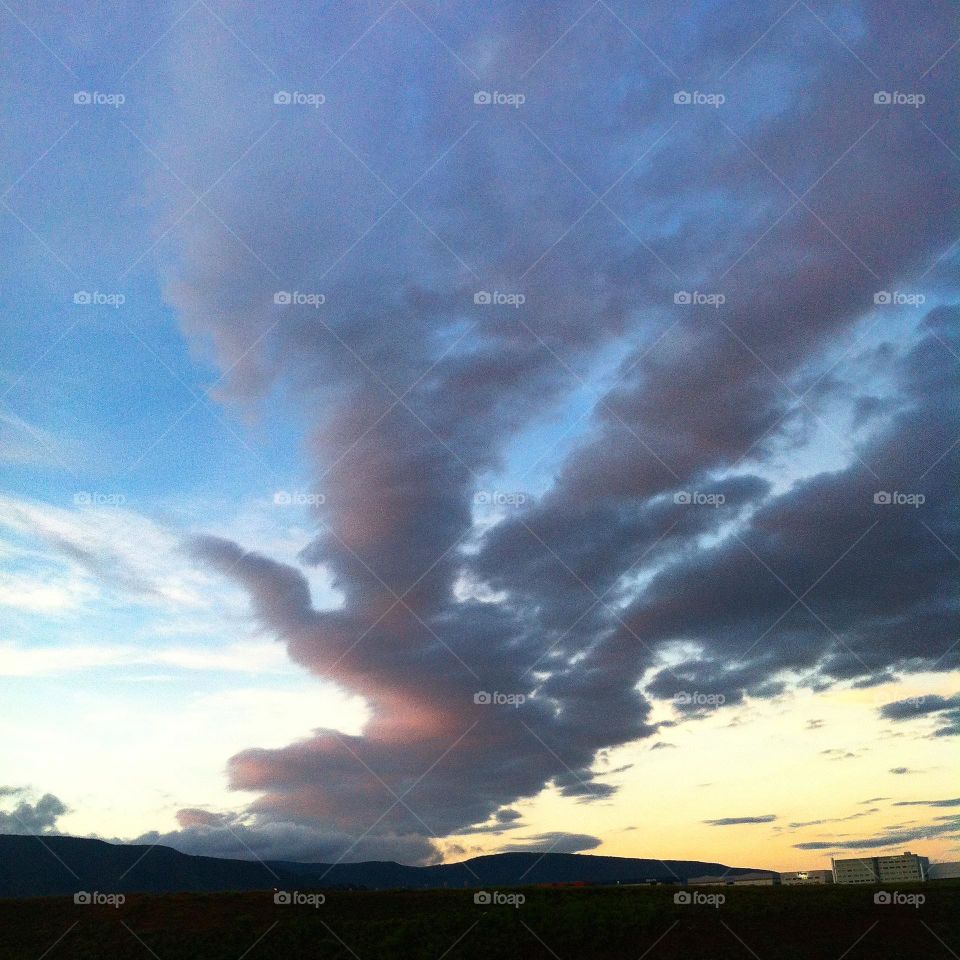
[1,883,958,960]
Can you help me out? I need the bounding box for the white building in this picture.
[831,852,929,884]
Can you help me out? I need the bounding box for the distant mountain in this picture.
[0,834,773,898]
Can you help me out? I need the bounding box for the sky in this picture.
[0,0,958,873]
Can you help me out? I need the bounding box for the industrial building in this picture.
[687,872,778,886]
[780,869,833,885]
[928,861,960,880]
[831,852,928,884]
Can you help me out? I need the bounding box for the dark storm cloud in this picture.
[0,792,67,834]
[704,815,777,826]
[624,309,959,704]
[151,0,958,859]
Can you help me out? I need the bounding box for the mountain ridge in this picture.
[0,834,773,898]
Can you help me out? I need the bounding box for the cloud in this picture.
[137,0,958,860]
[499,832,602,854]
[136,816,440,865]
[794,816,960,851]
[0,639,289,677]
[889,767,915,775]
[704,815,777,826]
[0,791,67,834]
[821,749,859,761]
[880,694,960,738]
[892,798,960,808]
[787,810,876,829]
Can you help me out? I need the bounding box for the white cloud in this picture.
[0,639,290,677]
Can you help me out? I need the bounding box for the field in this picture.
[1,883,958,960]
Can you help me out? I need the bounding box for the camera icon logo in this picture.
[474,691,492,704]
[474,91,491,105]
[474,891,492,904]
[474,291,492,305]
[273,491,293,505]
[274,891,292,904]
[874,291,892,304]
[673,291,691,304]
[274,91,292,105]
[274,291,292,305]
[74,291,92,305]
[673,91,692,104]
[74,91,92,105]
[673,491,691,504]
[874,91,891,105]
[74,891,92,904]
[874,891,892,904]
[873,491,891,504]
[674,891,692,904]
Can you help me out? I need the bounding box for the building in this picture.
[832,857,879,884]
[780,870,833,885]
[928,862,960,880]
[731,872,778,886]
[832,852,928,884]
[687,872,778,886]
[878,852,929,883]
